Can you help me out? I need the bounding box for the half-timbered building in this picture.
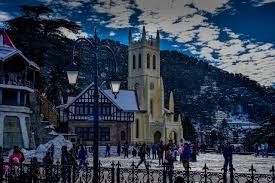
[58,83,139,145]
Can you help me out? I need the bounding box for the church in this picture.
[128,26,183,144]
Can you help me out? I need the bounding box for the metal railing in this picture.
[0,159,274,183]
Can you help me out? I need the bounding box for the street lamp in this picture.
[65,30,120,183]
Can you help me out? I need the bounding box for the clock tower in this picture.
[128,26,183,144]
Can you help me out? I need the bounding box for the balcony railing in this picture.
[0,72,34,89]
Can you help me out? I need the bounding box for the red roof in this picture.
[0,31,15,48]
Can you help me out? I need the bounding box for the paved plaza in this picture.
[96,153,275,174]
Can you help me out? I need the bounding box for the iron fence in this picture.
[0,159,274,183]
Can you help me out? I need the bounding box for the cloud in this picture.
[2,0,274,86]
[109,31,116,36]
[89,0,274,85]
[0,11,12,21]
[251,0,275,6]
[58,27,88,40]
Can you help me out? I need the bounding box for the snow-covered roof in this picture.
[60,83,139,112]
[101,89,139,112]
[0,46,40,70]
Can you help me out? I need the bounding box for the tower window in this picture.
[138,54,142,68]
[153,55,156,70]
[136,119,139,138]
[147,54,150,69]
[150,99,153,117]
[133,55,136,69]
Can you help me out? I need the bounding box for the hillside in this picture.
[5,6,274,129]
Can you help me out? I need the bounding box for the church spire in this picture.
[169,91,174,113]
[156,30,160,42]
[128,29,132,44]
[142,25,146,42]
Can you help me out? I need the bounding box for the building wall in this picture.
[0,105,32,149]
[68,121,131,145]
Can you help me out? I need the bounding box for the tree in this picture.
[181,115,197,142]
[6,5,80,103]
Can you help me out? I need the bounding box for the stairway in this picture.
[29,91,60,147]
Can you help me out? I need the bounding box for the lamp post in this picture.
[65,30,120,183]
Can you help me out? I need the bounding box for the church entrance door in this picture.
[154,131,161,143]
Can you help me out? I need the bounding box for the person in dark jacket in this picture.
[180,143,190,169]
[136,144,148,170]
[132,147,137,157]
[78,144,87,168]
[223,142,233,174]
[106,144,111,157]
[152,144,158,160]
[124,141,129,158]
[158,141,164,165]
[117,141,121,156]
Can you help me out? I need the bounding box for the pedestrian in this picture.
[124,141,129,158]
[43,151,53,180]
[132,147,137,157]
[192,143,198,162]
[173,142,178,161]
[146,145,151,158]
[61,146,76,183]
[223,142,233,174]
[78,144,88,168]
[254,143,259,157]
[117,141,121,156]
[158,141,164,165]
[152,143,158,160]
[180,143,190,169]
[49,144,55,160]
[164,149,174,168]
[106,144,111,157]
[136,144,148,169]
[264,142,269,158]
[261,143,265,157]
[9,146,24,163]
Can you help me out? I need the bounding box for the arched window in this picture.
[147,53,150,68]
[150,99,153,117]
[138,54,142,68]
[133,55,136,69]
[121,131,126,141]
[136,119,139,138]
[153,55,156,69]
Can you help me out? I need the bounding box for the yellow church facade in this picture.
[128,26,183,144]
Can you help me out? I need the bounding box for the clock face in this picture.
[150,82,154,90]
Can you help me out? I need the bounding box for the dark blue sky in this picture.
[0,0,274,86]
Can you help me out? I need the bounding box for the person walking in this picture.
[61,146,76,183]
[152,143,158,160]
[132,147,137,157]
[49,144,55,161]
[78,144,88,168]
[136,144,148,170]
[264,142,269,158]
[146,145,151,159]
[124,141,129,158]
[180,143,190,169]
[158,141,164,165]
[223,143,233,174]
[117,141,121,156]
[261,143,265,157]
[43,151,54,180]
[105,144,111,157]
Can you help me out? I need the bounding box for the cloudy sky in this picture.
[1,0,274,86]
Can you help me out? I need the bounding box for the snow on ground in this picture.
[94,153,275,174]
